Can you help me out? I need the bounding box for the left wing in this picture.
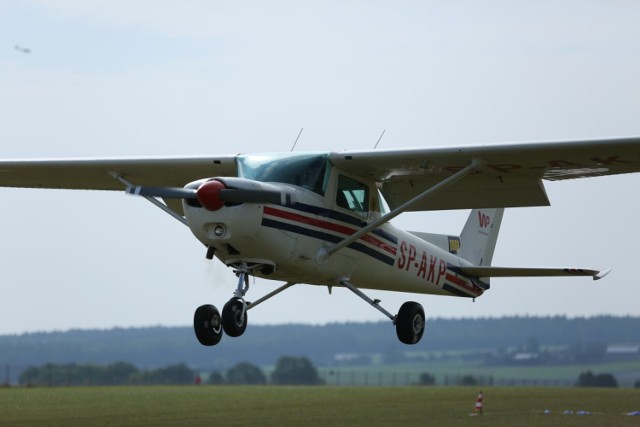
[331,137,640,211]
[457,266,612,281]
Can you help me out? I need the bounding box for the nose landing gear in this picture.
[194,263,290,347]
[221,267,250,337]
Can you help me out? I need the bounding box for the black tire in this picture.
[395,301,425,345]
[193,304,223,346]
[222,297,248,337]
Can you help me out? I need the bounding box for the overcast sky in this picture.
[1,1,639,336]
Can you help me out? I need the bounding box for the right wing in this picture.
[0,156,238,217]
[0,156,238,190]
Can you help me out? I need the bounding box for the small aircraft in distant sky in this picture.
[14,45,31,54]
[1,138,639,345]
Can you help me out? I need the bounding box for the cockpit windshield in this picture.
[237,153,331,196]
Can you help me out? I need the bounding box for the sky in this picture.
[1,1,639,335]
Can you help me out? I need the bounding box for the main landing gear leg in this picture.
[221,267,250,337]
[340,279,426,345]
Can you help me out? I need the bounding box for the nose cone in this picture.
[196,180,226,211]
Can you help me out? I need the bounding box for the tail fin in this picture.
[459,209,504,266]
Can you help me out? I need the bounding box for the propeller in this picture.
[126,179,291,211]
[126,186,196,199]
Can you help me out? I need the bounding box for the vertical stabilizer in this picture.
[459,208,504,266]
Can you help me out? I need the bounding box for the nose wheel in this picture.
[193,297,248,346]
[193,264,257,346]
[193,304,223,346]
[222,297,248,337]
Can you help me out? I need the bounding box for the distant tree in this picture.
[594,373,618,388]
[208,371,225,385]
[19,362,140,386]
[576,370,595,387]
[418,372,436,386]
[270,356,323,385]
[147,363,195,385]
[634,380,640,388]
[105,362,138,385]
[19,365,47,386]
[226,362,266,385]
[576,370,618,388]
[459,375,478,386]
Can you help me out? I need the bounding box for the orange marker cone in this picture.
[474,391,483,415]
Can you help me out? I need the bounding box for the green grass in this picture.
[1,386,640,426]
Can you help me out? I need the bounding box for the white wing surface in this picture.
[0,156,238,217]
[0,156,237,190]
[457,266,611,281]
[331,137,640,211]
[1,138,639,213]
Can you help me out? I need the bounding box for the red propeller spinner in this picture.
[196,180,226,211]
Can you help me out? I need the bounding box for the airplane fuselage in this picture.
[184,179,485,299]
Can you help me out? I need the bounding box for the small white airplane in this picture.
[1,138,639,345]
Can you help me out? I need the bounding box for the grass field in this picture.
[1,386,639,426]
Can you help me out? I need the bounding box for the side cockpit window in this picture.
[336,175,369,213]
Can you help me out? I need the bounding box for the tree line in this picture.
[2,316,638,373]
[416,370,634,388]
[18,356,323,387]
[20,362,196,387]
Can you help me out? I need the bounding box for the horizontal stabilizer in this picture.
[456,266,611,281]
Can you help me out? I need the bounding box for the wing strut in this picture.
[107,171,188,226]
[340,279,396,321]
[316,159,482,263]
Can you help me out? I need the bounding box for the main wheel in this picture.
[222,297,248,337]
[193,304,223,346]
[395,301,425,345]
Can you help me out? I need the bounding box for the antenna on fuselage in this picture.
[373,129,386,149]
[290,127,304,152]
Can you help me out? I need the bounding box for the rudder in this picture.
[458,208,504,266]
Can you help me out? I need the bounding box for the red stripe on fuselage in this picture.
[263,206,397,256]
[445,272,479,295]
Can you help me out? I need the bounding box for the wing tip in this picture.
[594,268,612,281]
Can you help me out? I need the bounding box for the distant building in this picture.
[605,344,640,361]
[513,352,539,362]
